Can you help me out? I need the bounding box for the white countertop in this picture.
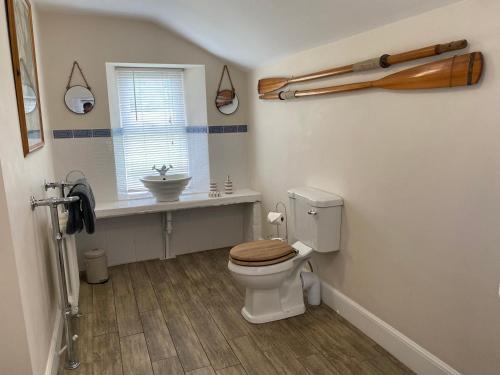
[95,189,261,219]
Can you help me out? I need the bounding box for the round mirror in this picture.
[216,92,239,115]
[22,84,37,114]
[64,85,95,114]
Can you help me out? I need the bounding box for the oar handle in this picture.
[260,81,373,100]
[289,65,353,84]
[295,81,373,98]
[385,39,467,66]
[289,40,467,83]
[437,39,469,53]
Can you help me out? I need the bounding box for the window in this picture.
[112,67,190,196]
[107,63,209,200]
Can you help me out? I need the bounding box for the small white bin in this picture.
[84,249,109,284]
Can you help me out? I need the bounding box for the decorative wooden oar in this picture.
[258,39,468,94]
[259,52,483,100]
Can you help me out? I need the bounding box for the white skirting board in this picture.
[320,281,461,375]
[44,309,63,375]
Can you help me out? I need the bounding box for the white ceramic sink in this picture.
[140,174,191,202]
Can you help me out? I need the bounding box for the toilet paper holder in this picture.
[267,202,288,241]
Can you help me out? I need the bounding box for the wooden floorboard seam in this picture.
[170,273,241,371]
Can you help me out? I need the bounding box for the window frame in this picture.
[106,62,208,200]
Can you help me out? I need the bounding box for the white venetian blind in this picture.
[114,67,189,195]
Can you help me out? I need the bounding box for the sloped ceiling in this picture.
[34,0,460,69]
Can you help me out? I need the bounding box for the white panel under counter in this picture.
[76,189,262,269]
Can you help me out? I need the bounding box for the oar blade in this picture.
[467,52,484,85]
[258,77,290,94]
[376,52,483,90]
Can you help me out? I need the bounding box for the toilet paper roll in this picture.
[267,211,283,224]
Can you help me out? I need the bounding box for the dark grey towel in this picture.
[66,178,96,235]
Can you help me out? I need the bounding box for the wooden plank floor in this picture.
[60,248,414,375]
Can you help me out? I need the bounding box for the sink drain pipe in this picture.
[301,271,321,305]
[161,212,173,259]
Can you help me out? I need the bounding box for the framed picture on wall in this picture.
[6,0,44,156]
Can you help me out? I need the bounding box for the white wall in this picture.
[36,9,251,277]
[248,0,500,374]
[0,3,60,374]
[37,10,249,202]
[76,204,251,268]
[184,65,208,126]
[0,168,33,375]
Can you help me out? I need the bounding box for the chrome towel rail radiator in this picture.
[30,195,80,370]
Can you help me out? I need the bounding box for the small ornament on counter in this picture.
[224,175,233,194]
[209,182,220,198]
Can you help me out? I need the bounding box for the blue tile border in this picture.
[53,128,112,139]
[186,126,208,134]
[223,125,238,133]
[93,128,111,137]
[187,125,248,134]
[53,129,74,139]
[208,126,224,134]
[73,129,92,138]
[53,125,247,139]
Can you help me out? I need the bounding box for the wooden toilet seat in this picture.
[229,240,296,267]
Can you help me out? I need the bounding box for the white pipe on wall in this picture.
[301,271,321,305]
[162,212,174,259]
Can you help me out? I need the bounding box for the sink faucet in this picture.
[152,164,173,176]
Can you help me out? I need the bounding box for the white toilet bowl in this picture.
[228,241,313,324]
[228,187,344,324]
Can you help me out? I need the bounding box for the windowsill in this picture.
[96,189,261,219]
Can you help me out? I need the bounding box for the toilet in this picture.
[228,187,343,324]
